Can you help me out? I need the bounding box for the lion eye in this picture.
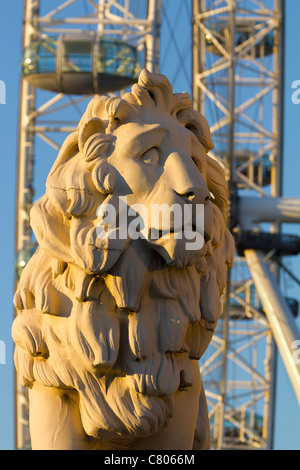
[141,147,159,166]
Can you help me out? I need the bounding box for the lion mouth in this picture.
[145,225,211,243]
[142,227,211,269]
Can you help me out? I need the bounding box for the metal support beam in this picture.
[245,249,300,405]
[238,197,300,230]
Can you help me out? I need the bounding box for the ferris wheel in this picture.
[15,0,300,450]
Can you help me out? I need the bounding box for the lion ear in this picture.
[78,117,106,154]
[47,132,79,183]
[176,109,214,153]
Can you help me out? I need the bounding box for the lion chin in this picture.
[12,69,234,450]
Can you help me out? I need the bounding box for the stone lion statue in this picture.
[12,69,234,450]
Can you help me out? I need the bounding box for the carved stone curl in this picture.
[12,70,234,450]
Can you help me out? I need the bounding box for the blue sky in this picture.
[0,1,299,451]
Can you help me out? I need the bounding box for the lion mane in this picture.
[12,69,234,448]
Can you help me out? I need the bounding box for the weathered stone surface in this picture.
[12,69,234,450]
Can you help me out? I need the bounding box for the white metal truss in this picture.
[193,0,286,449]
[15,0,162,450]
[200,257,277,449]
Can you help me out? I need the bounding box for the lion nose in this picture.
[175,187,210,205]
[168,152,210,205]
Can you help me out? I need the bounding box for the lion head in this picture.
[12,70,234,446]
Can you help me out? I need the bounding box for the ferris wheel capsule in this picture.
[21,34,141,94]
[205,21,274,58]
